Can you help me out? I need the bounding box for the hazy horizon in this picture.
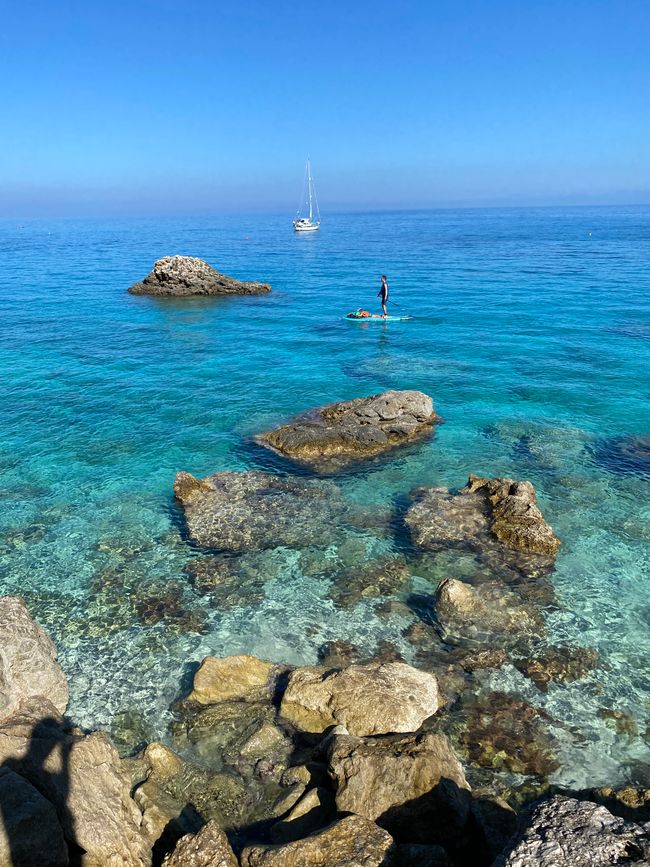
[2,0,648,219]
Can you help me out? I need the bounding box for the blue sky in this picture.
[1,0,648,216]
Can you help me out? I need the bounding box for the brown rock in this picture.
[188,655,275,705]
[514,645,599,691]
[128,255,271,297]
[0,765,68,866]
[280,662,439,736]
[162,820,237,867]
[257,390,439,471]
[328,731,470,845]
[240,815,396,866]
[270,787,337,843]
[0,596,69,721]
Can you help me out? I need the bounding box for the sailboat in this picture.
[293,159,321,232]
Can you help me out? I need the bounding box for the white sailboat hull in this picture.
[293,160,321,232]
[293,220,320,232]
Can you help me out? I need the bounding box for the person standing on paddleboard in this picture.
[378,275,389,318]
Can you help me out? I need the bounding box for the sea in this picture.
[1,206,649,789]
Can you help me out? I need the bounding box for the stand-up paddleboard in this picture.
[345,313,412,322]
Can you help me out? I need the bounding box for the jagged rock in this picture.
[257,390,439,471]
[188,656,276,705]
[514,645,599,692]
[0,698,150,866]
[327,731,470,845]
[0,765,68,866]
[280,662,439,736]
[240,815,396,866]
[405,475,560,568]
[0,596,69,721]
[174,470,347,551]
[494,795,650,866]
[128,255,271,297]
[433,578,545,644]
[270,787,337,843]
[588,786,650,823]
[162,820,238,867]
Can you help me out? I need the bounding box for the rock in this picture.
[405,475,560,567]
[395,844,453,866]
[0,765,68,867]
[188,656,276,705]
[0,596,69,721]
[317,640,362,669]
[0,698,150,866]
[433,578,545,644]
[134,778,202,853]
[328,557,411,608]
[257,390,439,471]
[162,820,238,867]
[494,795,650,866]
[514,645,599,692]
[174,470,347,552]
[597,707,638,737]
[128,255,271,297]
[280,662,439,736]
[588,786,650,823]
[240,815,396,866]
[328,731,471,845]
[270,787,337,843]
[456,691,559,777]
[592,434,650,478]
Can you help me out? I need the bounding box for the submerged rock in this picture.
[174,470,347,552]
[257,390,439,471]
[128,255,271,297]
[514,645,599,692]
[162,820,238,867]
[327,731,471,845]
[405,474,560,564]
[494,795,650,867]
[280,662,439,736]
[591,434,650,478]
[188,655,277,705]
[0,596,69,721]
[240,815,396,866]
[327,556,411,608]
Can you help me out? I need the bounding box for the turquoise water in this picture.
[1,207,649,789]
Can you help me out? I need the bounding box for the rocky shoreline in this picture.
[2,389,648,865]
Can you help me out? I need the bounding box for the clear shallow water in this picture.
[1,207,649,789]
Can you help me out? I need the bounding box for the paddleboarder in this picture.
[377,275,389,318]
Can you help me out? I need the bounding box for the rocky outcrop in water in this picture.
[279,662,439,736]
[0,597,69,721]
[405,475,560,564]
[174,470,348,551]
[128,256,271,297]
[494,795,650,866]
[257,390,439,471]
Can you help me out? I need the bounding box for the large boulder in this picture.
[0,596,69,721]
[279,662,439,736]
[188,656,276,705]
[0,698,150,867]
[128,256,271,297]
[0,765,68,867]
[174,470,348,552]
[494,795,650,866]
[240,815,396,866]
[257,390,439,471]
[327,731,471,845]
[162,820,237,867]
[405,475,560,565]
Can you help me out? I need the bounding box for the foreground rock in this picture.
[406,475,560,563]
[280,661,439,736]
[0,765,68,866]
[327,731,471,845]
[188,655,277,705]
[174,470,347,551]
[162,819,237,866]
[0,596,69,721]
[241,815,396,866]
[257,390,439,471]
[128,255,271,297]
[495,795,650,866]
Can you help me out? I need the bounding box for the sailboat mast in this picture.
[307,159,313,222]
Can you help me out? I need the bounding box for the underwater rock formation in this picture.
[405,475,560,564]
[494,795,650,867]
[0,596,69,721]
[174,470,348,552]
[279,661,439,736]
[513,645,599,692]
[128,255,271,297]
[257,390,439,471]
[591,434,650,479]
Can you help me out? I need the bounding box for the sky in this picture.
[0,0,648,216]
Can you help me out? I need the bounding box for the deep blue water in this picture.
[1,207,649,788]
